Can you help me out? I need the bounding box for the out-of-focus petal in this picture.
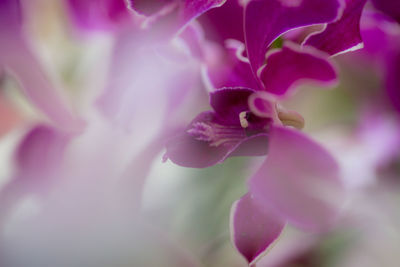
[129,0,227,37]
[0,92,22,137]
[248,126,344,231]
[0,0,22,34]
[231,193,285,265]
[16,125,72,180]
[0,39,83,132]
[244,0,341,73]
[260,44,338,97]
[65,0,131,32]
[97,29,199,132]
[385,50,400,113]
[0,1,83,132]
[304,0,367,56]
[371,0,400,24]
[129,0,174,16]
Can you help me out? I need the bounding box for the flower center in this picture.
[187,121,246,147]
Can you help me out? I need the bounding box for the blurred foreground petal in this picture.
[231,193,285,266]
[249,126,344,231]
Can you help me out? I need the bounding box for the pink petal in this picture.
[198,0,245,44]
[16,125,72,179]
[304,0,367,56]
[96,29,198,130]
[65,0,131,32]
[244,0,341,73]
[0,0,22,34]
[260,43,338,97]
[248,126,344,231]
[385,50,400,113]
[0,1,83,131]
[0,38,83,132]
[205,41,262,90]
[371,0,400,24]
[231,193,285,265]
[129,0,174,16]
[129,0,227,37]
[210,87,255,123]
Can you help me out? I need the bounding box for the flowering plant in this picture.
[0,0,399,266]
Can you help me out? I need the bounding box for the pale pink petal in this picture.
[248,126,344,231]
[231,193,285,265]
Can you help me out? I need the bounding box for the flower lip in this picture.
[165,87,273,168]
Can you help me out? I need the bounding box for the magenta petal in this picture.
[165,111,269,168]
[198,0,245,44]
[16,125,72,180]
[244,0,341,73]
[304,0,367,56]
[129,0,227,37]
[248,126,344,231]
[65,0,130,31]
[260,44,338,97]
[129,0,174,16]
[231,193,285,265]
[205,41,261,90]
[0,0,22,34]
[165,112,239,168]
[385,50,400,113]
[210,87,255,123]
[371,0,400,24]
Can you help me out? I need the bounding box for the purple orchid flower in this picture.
[166,41,338,167]
[0,0,82,131]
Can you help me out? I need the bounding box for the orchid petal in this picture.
[1,39,83,132]
[231,193,285,265]
[0,0,22,34]
[165,111,269,168]
[16,125,72,179]
[248,126,344,231]
[210,87,255,123]
[198,0,245,44]
[129,0,174,16]
[129,0,227,37]
[0,1,83,132]
[205,41,261,90]
[97,29,198,131]
[260,43,338,97]
[244,0,341,73]
[386,50,400,113]
[304,0,367,56]
[371,0,400,24]
[65,0,131,31]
